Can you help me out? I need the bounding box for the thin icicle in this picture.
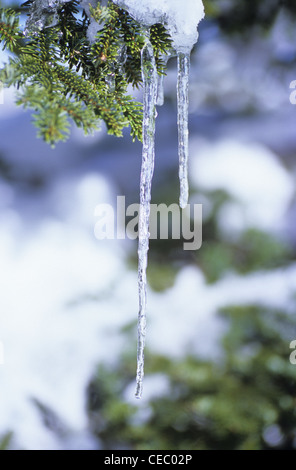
[177,52,190,209]
[105,72,116,93]
[156,72,165,107]
[156,55,169,106]
[135,34,158,399]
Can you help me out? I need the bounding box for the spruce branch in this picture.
[0,8,22,50]
[0,1,173,146]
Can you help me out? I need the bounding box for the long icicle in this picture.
[135,34,158,399]
[156,54,169,107]
[177,52,190,209]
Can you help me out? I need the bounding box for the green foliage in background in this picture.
[109,181,296,449]
[0,0,172,145]
[204,0,296,34]
[129,183,295,291]
[86,305,296,450]
[0,431,13,450]
[199,227,293,283]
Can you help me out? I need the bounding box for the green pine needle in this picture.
[0,1,173,145]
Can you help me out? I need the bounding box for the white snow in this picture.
[0,175,134,449]
[0,51,20,117]
[24,0,73,35]
[80,0,106,43]
[190,139,295,236]
[112,0,205,53]
[147,263,296,360]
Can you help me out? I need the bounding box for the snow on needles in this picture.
[112,0,205,53]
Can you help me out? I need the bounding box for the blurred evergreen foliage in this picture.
[89,176,296,449]
[0,431,13,450]
[199,228,293,283]
[129,184,296,290]
[87,305,296,450]
[203,0,296,33]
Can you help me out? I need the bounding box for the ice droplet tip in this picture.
[135,384,143,399]
[179,196,188,209]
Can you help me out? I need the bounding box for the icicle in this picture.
[135,34,158,399]
[177,52,190,209]
[156,73,165,107]
[24,0,72,36]
[106,45,127,93]
[105,72,116,93]
[156,55,169,107]
[118,43,128,72]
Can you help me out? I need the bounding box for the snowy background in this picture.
[0,1,296,449]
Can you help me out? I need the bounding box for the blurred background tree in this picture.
[87,305,296,450]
